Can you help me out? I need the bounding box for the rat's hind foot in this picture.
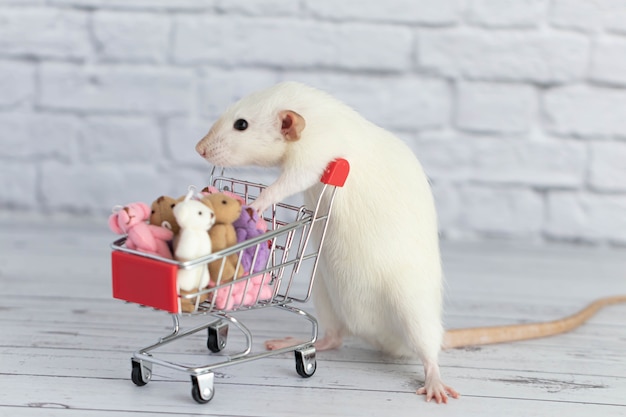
[417,383,460,404]
[314,332,343,351]
[417,361,460,404]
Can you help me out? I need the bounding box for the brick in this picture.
[0,61,35,108]
[590,36,626,87]
[457,185,544,236]
[467,0,547,28]
[0,8,89,59]
[546,192,626,244]
[164,162,285,202]
[40,160,275,214]
[47,0,216,10]
[430,181,460,236]
[173,16,413,71]
[415,136,473,182]
[0,163,38,208]
[41,162,165,213]
[544,85,626,138]
[216,0,299,15]
[81,117,163,163]
[418,29,589,83]
[550,0,626,33]
[417,136,587,188]
[305,0,462,24]
[93,11,170,63]
[588,141,626,192]
[165,118,213,164]
[604,4,626,35]
[162,166,213,198]
[0,113,80,160]
[197,69,280,119]
[455,82,535,134]
[0,0,45,4]
[161,165,282,204]
[279,73,450,130]
[39,63,193,115]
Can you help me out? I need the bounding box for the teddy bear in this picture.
[202,186,244,204]
[173,195,216,313]
[202,186,267,231]
[201,192,245,284]
[150,195,184,235]
[233,206,270,274]
[109,202,173,259]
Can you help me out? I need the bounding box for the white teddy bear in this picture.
[173,191,216,312]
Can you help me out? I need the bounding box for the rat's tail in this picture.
[442,295,626,349]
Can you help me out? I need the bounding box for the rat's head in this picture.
[196,83,307,168]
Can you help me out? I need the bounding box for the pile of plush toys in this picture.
[108,186,272,313]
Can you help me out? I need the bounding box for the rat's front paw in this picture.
[249,198,268,214]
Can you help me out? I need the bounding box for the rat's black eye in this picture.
[233,119,248,131]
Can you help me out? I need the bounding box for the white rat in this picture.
[195,82,626,403]
[173,195,216,293]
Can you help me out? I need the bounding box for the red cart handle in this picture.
[320,158,350,187]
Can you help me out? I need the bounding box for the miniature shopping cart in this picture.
[110,158,349,403]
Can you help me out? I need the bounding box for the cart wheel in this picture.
[295,345,316,378]
[131,359,151,386]
[207,321,229,353]
[191,373,215,404]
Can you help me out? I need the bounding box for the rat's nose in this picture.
[195,142,207,158]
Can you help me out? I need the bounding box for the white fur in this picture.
[196,82,456,402]
[173,199,215,292]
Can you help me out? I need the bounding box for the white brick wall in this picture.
[0,8,90,58]
[93,11,171,63]
[455,82,535,133]
[418,30,590,83]
[1,0,625,247]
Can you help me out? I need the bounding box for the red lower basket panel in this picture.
[111,251,180,314]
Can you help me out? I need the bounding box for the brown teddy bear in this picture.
[201,192,244,284]
[150,195,184,235]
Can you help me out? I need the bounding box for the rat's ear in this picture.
[279,110,305,141]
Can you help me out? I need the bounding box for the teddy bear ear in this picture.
[134,202,151,219]
[108,212,124,234]
[200,196,214,210]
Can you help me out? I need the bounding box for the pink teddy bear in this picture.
[109,202,174,259]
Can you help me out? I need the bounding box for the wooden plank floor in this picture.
[1,218,625,417]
